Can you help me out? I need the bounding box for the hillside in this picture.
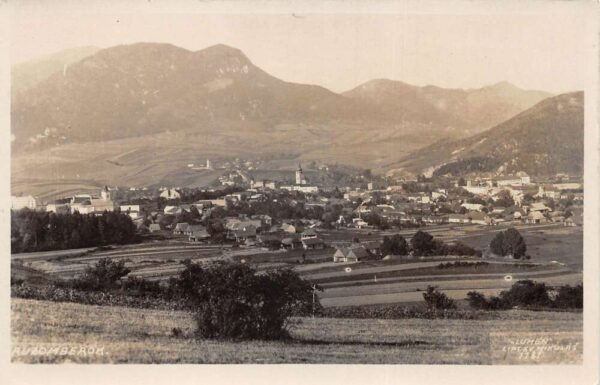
[11,43,382,151]
[11,298,582,364]
[343,79,551,135]
[11,43,559,193]
[389,91,584,177]
[11,46,100,95]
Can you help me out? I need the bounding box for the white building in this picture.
[295,164,307,185]
[160,189,181,200]
[461,203,485,211]
[11,195,39,210]
[281,185,319,194]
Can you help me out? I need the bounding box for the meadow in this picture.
[12,298,582,364]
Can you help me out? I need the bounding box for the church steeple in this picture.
[295,163,306,185]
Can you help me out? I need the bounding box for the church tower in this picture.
[295,163,306,185]
[101,186,111,201]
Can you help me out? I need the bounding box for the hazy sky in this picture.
[9,0,593,94]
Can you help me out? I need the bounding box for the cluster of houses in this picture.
[12,172,584,238]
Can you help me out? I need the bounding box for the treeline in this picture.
[433,156,500,177]
[11,209,139,253]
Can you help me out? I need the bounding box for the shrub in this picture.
[500,280,551,307]
[466,291,509,310]
[422,285,456,310]
[177,261,320,340]
[553,284,583,309]
[467,280,563,310]
[73,258,130,291]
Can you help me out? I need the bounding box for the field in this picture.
[11,298,582,364]
[12,222,583,307]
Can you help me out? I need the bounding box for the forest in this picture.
[11,209,138,253]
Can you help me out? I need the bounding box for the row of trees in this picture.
[11,209,138,253]
[380,231,479,257]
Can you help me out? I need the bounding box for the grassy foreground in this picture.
[11,299,582,364]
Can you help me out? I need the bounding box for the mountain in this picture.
[343,79,551,135]
[389,91,584,177]
[11,42,558,195]
[11,43,382,150]
[11,46,100,95]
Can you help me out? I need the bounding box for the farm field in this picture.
[320,223,583,269]
[11,298,582,364]
[11,223,583,306]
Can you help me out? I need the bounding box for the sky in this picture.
[8,0,594,94]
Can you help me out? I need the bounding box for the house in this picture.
[164,206,182,215]
[526,211,548,224]
[529,202,552,213]
[185,224,206,236]
[148,223,162,233]
[301,238,325,250]
[281,237,302,250]
[352,218,369,228]
[11,195,39,210]
[300,228,317,240]
[160,189,181,200]
[173,222,190,235]
[120,204,141,219]
[333,245,369,263]
[461,203,485,212]
[449,214,469,224]
[46,198,72,214]
[230,225,257,242]
[467,211,491,225]
[280,223,297,234]
[188,227,210,242]
[536,184,560,200]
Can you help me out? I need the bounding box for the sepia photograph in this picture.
[2,0,599,383]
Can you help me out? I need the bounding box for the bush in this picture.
[466,280,577,311]
[422,285,456,310]
[500,280,551,307]
[177,261,320,340]
[553,284,583,309]
[438,261,488,269]
[466,291,509,310]
[73,258,130,291]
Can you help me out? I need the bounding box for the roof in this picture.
[187,224,206,232]
[335,245,369,259]
[528,211,546,220]
[301,228,317,237]
[174,222,189,231]
[468,211,489,221]
[301,238,324,246]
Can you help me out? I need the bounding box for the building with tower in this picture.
[295,164,307,185]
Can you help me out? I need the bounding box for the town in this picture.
[11,159,583,308]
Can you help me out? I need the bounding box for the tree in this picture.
[490,227,527,259]
[177,262,320,340]
[422,286,456,310]
[381,234,408,256]
[411,230,436,256]
[75,257,131,291]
